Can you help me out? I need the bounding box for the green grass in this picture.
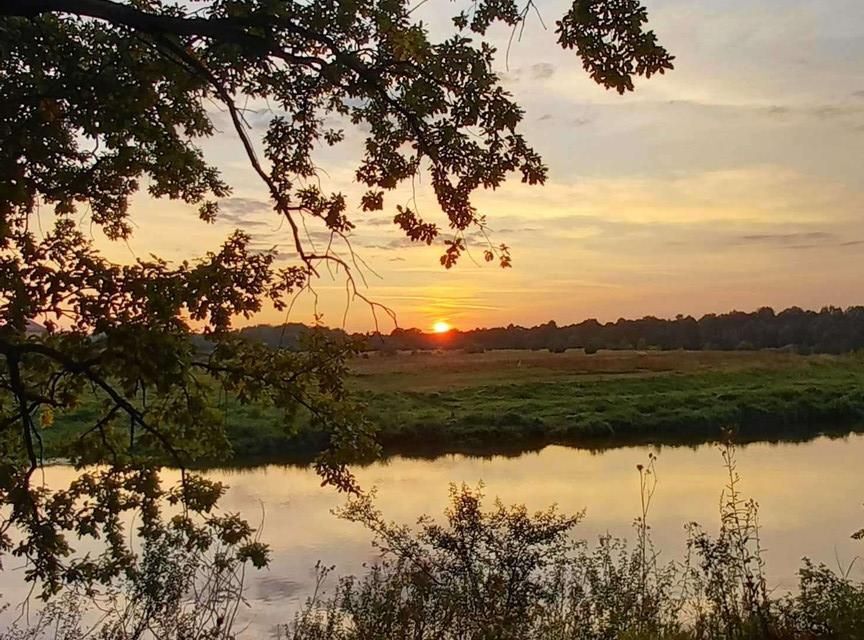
[366,366,864,448]
[348,350,864,455]
[45,350,864,464]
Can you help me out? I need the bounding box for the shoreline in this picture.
[44,350,864,468]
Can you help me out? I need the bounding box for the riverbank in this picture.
[46,350,864,463]
[220,350,864,461]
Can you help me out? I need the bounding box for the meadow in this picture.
[44,349,864,464]
[352,349,864,454]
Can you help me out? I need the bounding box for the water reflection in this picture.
[198,433,864,636]
[4,434,864,638]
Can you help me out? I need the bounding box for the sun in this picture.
[432,321,452,334]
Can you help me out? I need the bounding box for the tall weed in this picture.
[287,444,864,640]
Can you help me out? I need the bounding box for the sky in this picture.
[107,0,864,332]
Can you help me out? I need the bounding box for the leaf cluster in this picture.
[0,0,669,601]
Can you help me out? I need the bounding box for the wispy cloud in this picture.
[529,63,556,80]
[218,197,273,228]
[735,232,834,244]
[357,216,395,227]
[729,231,864,250]
[114,0,864,331]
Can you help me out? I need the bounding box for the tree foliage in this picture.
[342,306,864,354]
[0,0,670,599]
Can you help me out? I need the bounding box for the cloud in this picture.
[495,227,539,234]
[244,110,279,128]
[243,240,297,261]
[305,230,336,243]
[218,197,274,227]
[359,217,395,227]
[498,62,555,84]
[653,99,864,122]
[255,575,302,601]
[357,236,426,251]
[811,105,861,120]
[219,197,271,214]
[726,231,864,251]
[473,165,864,228]
[497,69,522,84]
[529,63,556,80]
[387,237,424,249]
[735,231,834,244]
[789,239,864,250]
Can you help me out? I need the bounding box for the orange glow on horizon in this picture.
[432,321,452,334]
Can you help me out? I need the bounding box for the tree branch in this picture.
[0,339,185,466]
[1,0,323,68]
[5,352,37,471]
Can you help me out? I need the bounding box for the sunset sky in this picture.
[107,0,864,332]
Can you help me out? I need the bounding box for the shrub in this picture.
[287,445,864,640]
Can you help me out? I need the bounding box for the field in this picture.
[47,349,864,463]
[349,349,831,391]
[347,349,864,453]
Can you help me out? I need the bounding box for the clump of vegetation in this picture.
[286,445,864,640]
[0,480,266,640]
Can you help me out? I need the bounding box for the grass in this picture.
[356,349,864,455]
[45,350,864,464]
[348,349,826,392]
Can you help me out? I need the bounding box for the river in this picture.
[5,433,864,637]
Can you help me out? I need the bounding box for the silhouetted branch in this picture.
[0,338,185,467]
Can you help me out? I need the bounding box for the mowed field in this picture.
[347,349,837,393]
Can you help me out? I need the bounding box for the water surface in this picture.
[7,434,864,637]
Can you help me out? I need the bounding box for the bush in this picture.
[291,484,582,640]
[0,496,266,640]
[288,446,864,640]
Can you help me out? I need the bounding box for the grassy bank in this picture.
[46,350,864,463]
[357,350,864,454]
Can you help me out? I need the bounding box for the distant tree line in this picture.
[230,306,864,355]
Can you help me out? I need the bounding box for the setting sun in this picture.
[432,321,451,334]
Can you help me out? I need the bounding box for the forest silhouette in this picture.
[233,305,864,354]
